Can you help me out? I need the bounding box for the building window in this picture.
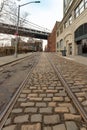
[64,15,72,29]
[64,0,67,8]
[60,26,63,34]
[75,23,87,42]
[69,0,73,7]
[64,0,73,15]
[57,42,60,48]
[79,0,84,14]
[85,0,87,8]
[75,0,85,18]
[60,39,63,49]
[57,31,59,37]
[64,21,68,28]
[75,7,79,18]
[69,15,72,25]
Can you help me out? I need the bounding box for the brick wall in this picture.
[47,21,60,52]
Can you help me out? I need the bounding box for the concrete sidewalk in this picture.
[0,53,32,66]
[64,55,87,65]
[0,53,87,66]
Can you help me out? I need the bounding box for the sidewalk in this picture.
[0,53,87,67]
[0,53,32,66]
[64,55,87,66]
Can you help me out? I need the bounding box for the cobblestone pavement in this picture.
[50,53,87,117]
[2,53,87,130]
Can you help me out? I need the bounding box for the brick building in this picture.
[47,21,60,52]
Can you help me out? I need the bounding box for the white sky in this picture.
[20,0,63,49]
[18,0,63,31]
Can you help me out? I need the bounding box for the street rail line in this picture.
[0,53,40,130]
[0,53,32,68]
[47,54,87,123]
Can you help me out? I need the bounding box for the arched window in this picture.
[75,23,87,42]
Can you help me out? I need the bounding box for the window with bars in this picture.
[74,0,87,18]
[60,26,63,34]
[69,15,72,25]
[57,31,59,37]
[57,42,60,48]
[79,1,84,14]
[85,0,87,8]
[60,39,63,49]
[64,21,68,28]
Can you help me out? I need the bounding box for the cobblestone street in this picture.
[2,53,87,130]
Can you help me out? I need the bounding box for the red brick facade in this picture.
[47,21,60,52]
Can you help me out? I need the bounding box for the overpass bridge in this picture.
[0,23,50,40]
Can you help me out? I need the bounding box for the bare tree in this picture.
[0,0,28,26]
[19,12,29,27]
[0,0,17,23]
[0,0,7,16]
[0,0,29,47]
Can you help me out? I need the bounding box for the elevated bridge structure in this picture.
[0,23,50,40]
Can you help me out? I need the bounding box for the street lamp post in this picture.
[15,1,40,58]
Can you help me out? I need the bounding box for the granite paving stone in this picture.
[36,102,47,107]
[80,128,87,130]
[20,102,35,107]
[12,108,23,113]
[44,115,60,125]
[53,124,66,130]
[24,107,38,113]
[21,123,41,130]
[55,107,69,113]
[64,113,81,121]
[31,114,42,123]
[65,121,78,130]
[2,53,87,130]
[2,125,17,130]
[53,97,64,101]
[48,102,56,107]
[14,115,29,123]
[40,107,53,114]
[44,127,52,130]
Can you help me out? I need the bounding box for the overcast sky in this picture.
[17,0,63,31]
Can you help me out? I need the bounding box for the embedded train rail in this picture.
[0,53,32,68]
[47,54,87,124]
[0,53,40,129]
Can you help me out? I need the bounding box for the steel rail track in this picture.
[47,54,87,123]
[0,53,37,73]
[0,53,40,130]
[8,53,37,67]
[0,52,38,68]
